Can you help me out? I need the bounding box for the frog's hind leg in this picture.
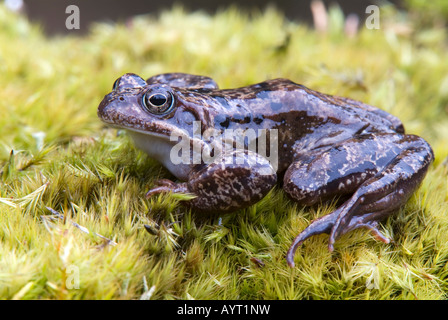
[285,134,433,267]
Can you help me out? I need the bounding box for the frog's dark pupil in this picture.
[149,94,167,106]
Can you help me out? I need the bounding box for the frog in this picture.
[98,72,434,267]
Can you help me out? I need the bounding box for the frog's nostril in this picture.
[119,97,125,101]
[98,94,116,115]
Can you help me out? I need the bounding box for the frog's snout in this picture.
[98,92,126,122]
[97,93,113,118]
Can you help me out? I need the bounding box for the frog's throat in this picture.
[125,128,202,180]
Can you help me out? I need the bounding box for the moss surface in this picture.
[1,3,448,299]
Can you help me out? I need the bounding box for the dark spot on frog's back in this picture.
[215,114,230,128]
[232,113,252,124]
[253,115,264,125]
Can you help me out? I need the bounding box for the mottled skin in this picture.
[98,73,434,267]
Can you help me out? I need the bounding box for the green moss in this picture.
[404,0,448,26]
[1,3,448,299]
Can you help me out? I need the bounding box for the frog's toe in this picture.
[328,214,391,250]
[145,182,188,198]
[364,221,391,244]
[286,209,340,267]
[153,179,177,187]
[145,186,168,198]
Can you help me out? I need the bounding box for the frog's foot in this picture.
[286,203,393,267]
[286,197,395,268]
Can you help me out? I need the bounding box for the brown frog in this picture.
[98,73,434,267]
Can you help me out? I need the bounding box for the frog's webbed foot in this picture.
[286,200,392,267]
[285,134,433,267]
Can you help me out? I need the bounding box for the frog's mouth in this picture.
[99,111,199,144]
[99,114,207,158]
[124,128,194,180]
[99,117,175,141]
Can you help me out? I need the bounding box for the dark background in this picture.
[21,0,403,36]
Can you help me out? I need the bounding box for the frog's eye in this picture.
[142,92,174,115]
[112,78,120,90]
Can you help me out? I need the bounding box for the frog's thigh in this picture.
[329,135,434,243]
[185,150,277,213]
[283,141,381,206]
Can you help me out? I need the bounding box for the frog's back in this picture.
[210,78,404,135]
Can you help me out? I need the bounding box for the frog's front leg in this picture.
[285,134,433,267]
[146,150,277,213]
